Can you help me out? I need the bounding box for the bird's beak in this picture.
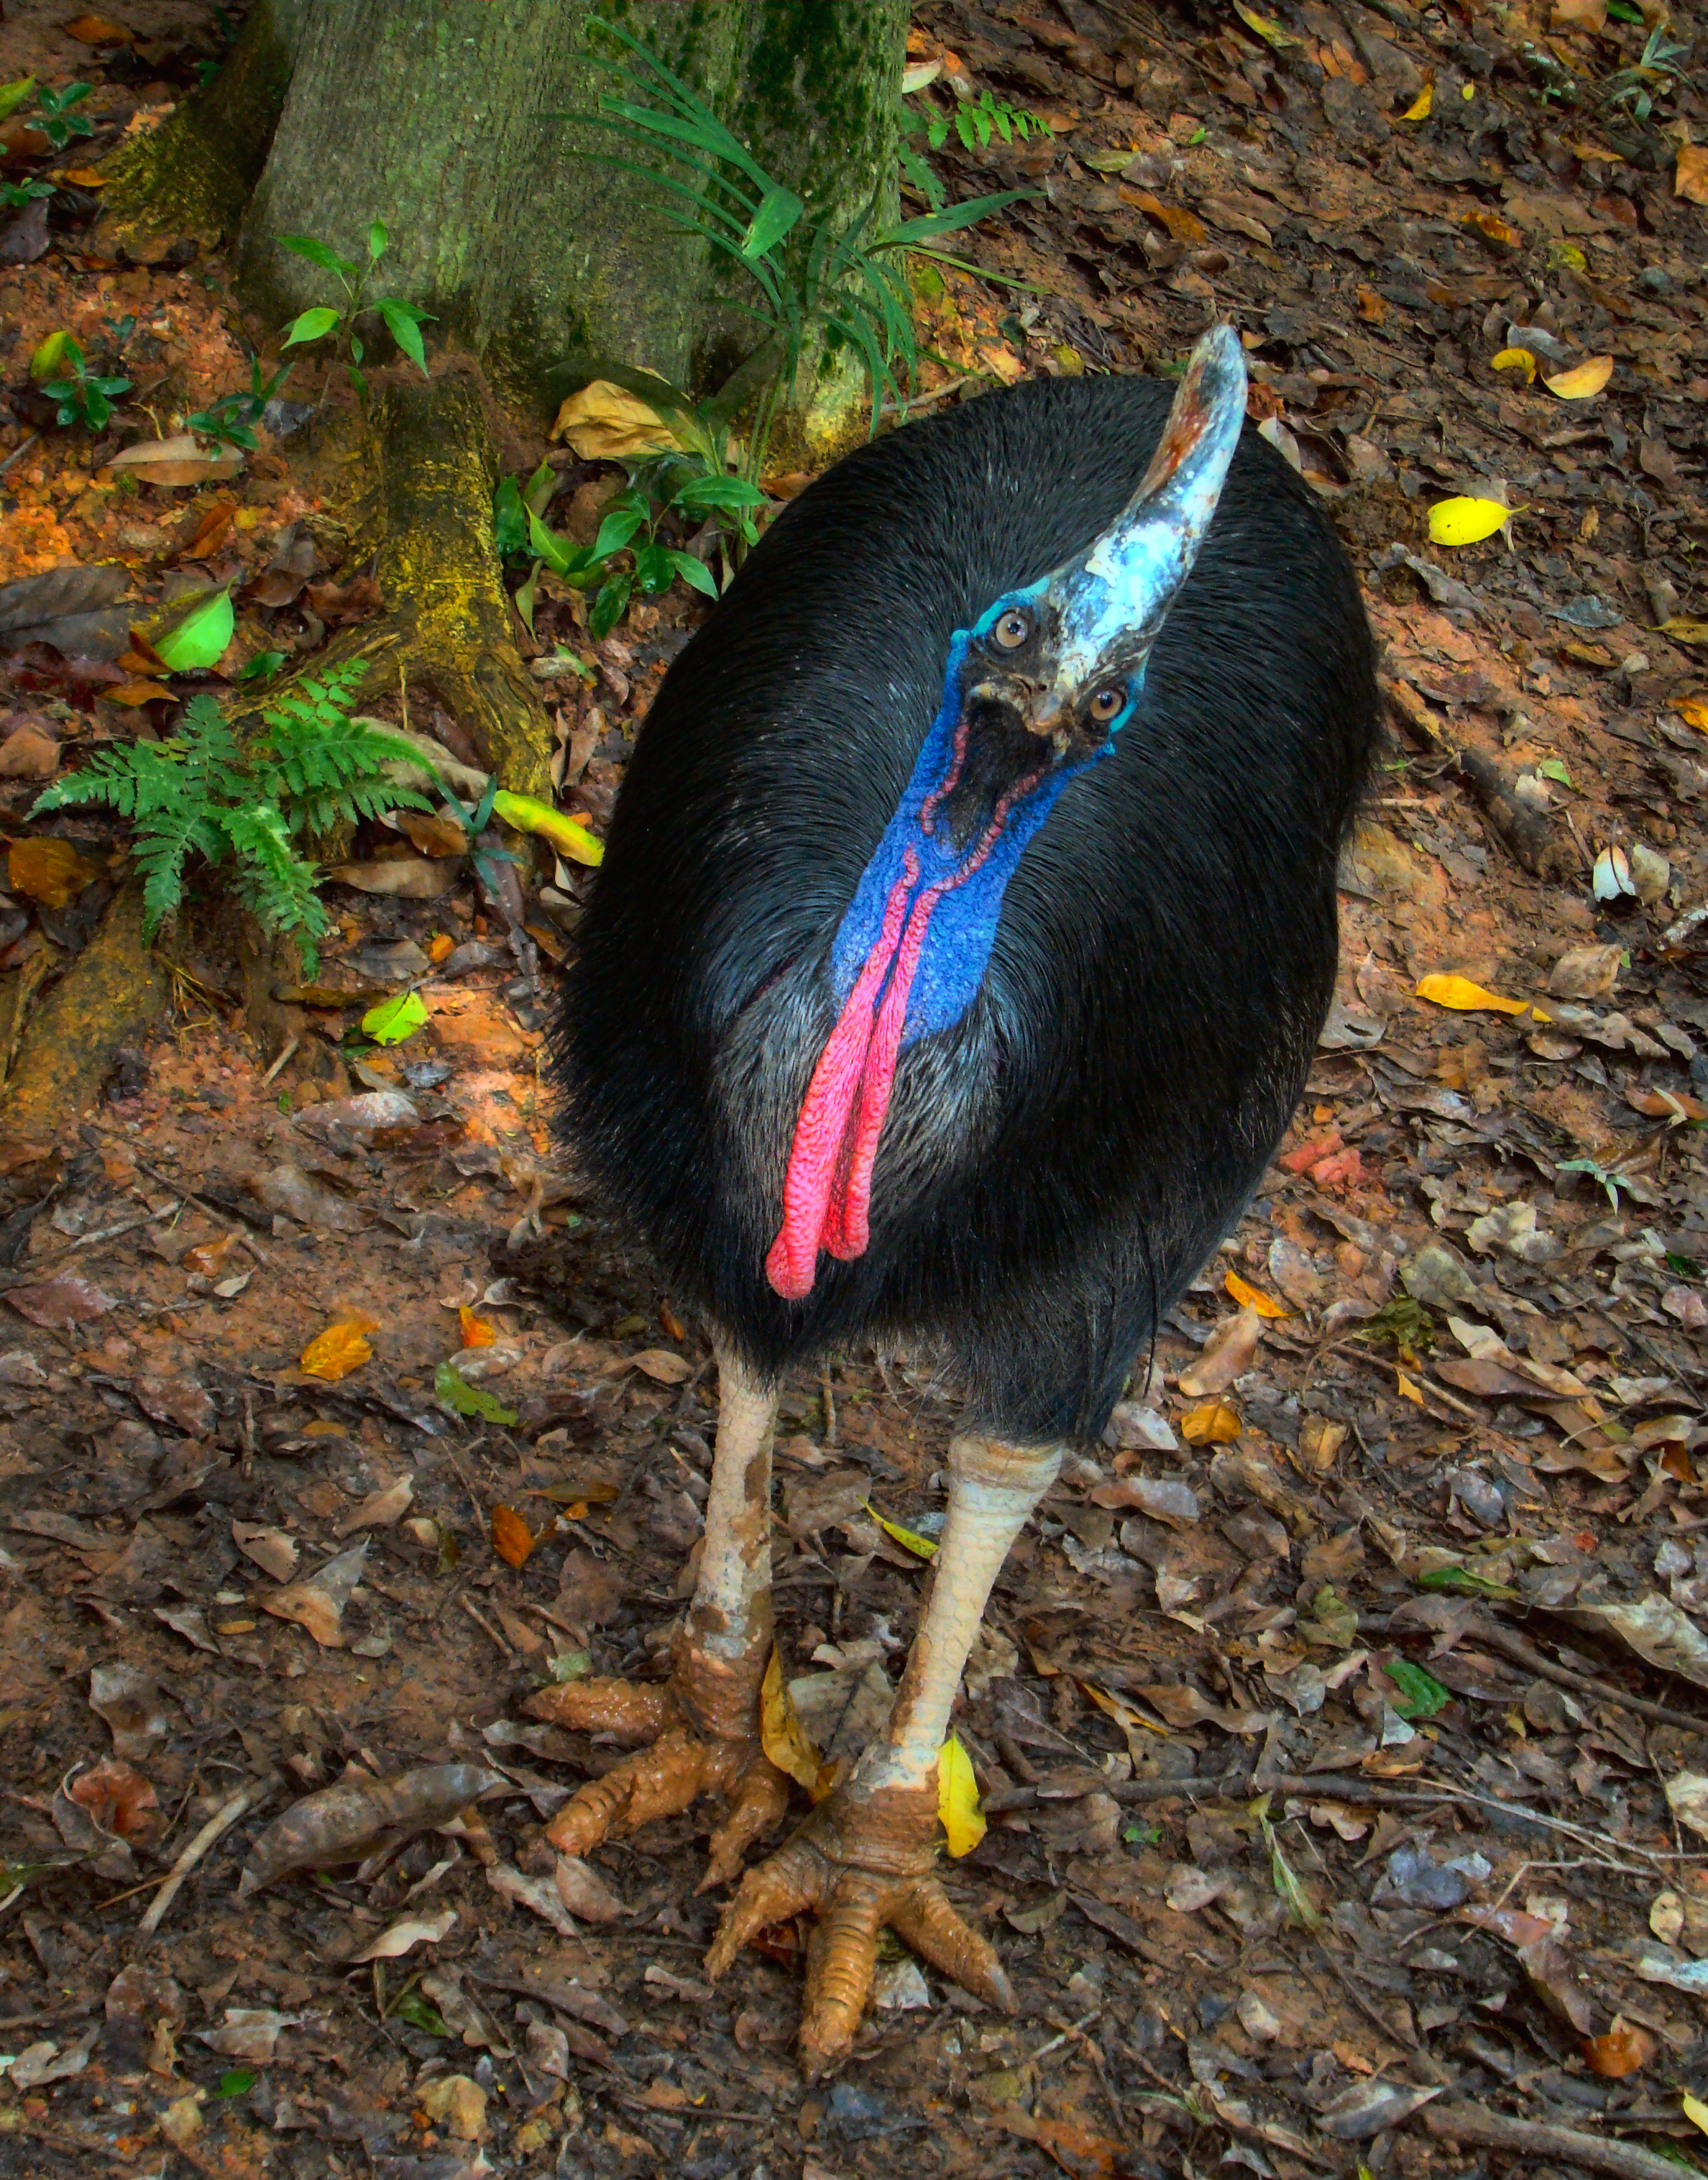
[1023,685,1069,739]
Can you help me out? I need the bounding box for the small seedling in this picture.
[905,86,1052,155]
[1,178,53,211]
[34,81,93,149]
[279,220,433,402]
[36,332,130,431]
[188,354,292,452]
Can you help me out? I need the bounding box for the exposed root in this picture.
[706,1782,1015,2078]
[0,885,166,1150]
[525,1635,789,1890]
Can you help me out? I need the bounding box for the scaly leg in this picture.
[525,1341,790,1888]
[707,1430,1062,2074]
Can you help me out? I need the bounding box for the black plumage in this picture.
[556,370,1377,1445]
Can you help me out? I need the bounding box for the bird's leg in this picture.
[525,1342,790,1887]
[707,1430,1062,2075]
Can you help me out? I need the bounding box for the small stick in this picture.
[1477,1616,1707,1734]
[1425,2101,1697,2180]
[261,1035,300,1088]
[137,1782,265,1940]
[460,1592,514,1658]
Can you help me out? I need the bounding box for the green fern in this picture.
[31,658,431,973]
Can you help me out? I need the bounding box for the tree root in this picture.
[256,365,553,797]
[1385,679,1576,881]
[0,887,166,1153]
[92,0,306,260]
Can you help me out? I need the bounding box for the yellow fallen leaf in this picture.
[1461,209,1523,250]
[1659,620,1708,648]
[1548,240,1588,272]
[761,1647,830,1797]
[300,1317,377,1381]
[492,1503,536,1567]
[1678,696,1708,731]
[1225,1268,1290,1319]
[1428,497,1525,547]
[1397,1370,1425,1404]
[1233,1,1300,46]
[1685,2090,1708,2138]
[1181,1401,1241,1445]
[1401,83,1432,121]
[8,836,104,908]
[1676,143,1708,206]
[1545,354,1613,400]
[863,1501,938,1559]
[1415,973,1530,1016]
[459,1305,497,1349]
[548,380,681,461]
[1082,1678,1165,1749]
[490,789,603,866]
[1489,346,1537,383]
[937,1732,986,1856]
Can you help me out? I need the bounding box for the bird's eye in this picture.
[993,609,1030,649]
[1089,687,1125,722]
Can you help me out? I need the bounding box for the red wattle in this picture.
[764,855,918,1299]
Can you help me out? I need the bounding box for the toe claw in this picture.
[799,1873,884,2077]
[706,1834,827,1979]
[891,1878,1014,2012]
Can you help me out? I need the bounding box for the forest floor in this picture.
[1,1,1708,2179]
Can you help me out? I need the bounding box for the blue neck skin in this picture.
[828,597,1136,1048]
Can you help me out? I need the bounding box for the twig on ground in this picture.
[1425,2101,1699,2180]
[137,1781,267,1941]
[1477,1615,1708,1734]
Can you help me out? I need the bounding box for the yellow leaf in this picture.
[761,1647,831,1797]
[863,1501,937,1559]
[1545,354,1614,400]
[490,789,603,866]
[8,836,104,908]
[1676,142,1708,206]
[1401,83,1433,120]
[1428,496,1525,547]
[1684,2091,1708,2138]
[300,1318,376,1381]
[1414,973,1531,1016]
[1225,1268,1290,1318]
[1548,241,1588,272]
[937,1732,986,1856]
[1082,1678,1165,1743]
[459,1305,497,1349]
[1397,1370,1425,1404]
[1461,209,1523,250]
[548,380,681,462]
[492,1503,536,1567]
[1181,1401,1241,1445]
[1660,620,1708,648]
[1678,696,1708,731]
[1232,1,1300,46]
[1489,346,1538,383]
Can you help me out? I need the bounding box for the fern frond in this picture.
[222,805,329,972]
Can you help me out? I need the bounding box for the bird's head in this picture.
[765,324,1249,1301]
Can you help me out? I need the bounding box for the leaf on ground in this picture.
[361,991,428,1045]
[1415,973,1533,1015]
[436,1359,519,1425]
[492,1504,536,1568]
[549,380,683,459]
[490,789,603,866]
[1489,346,1537,382]
[151,587,234,669]
[300,1319,375,1380]
[1566,1597,1708,1695]
[761,1646,828,1795]
[349,1907,456,1963]
[459,1304,497,1348]
[334,1475,413,1535]
[88,1663,167,1762]
[937,1732,986,1856]
[1177,1305,1263,1397]
[1544,354,1613,399]
[1401,83,1432,119]
[863,1501,937,1558]
[232,1521,298,1582]
[1428,496,1525,546]
[1382,1657,1450,1717]
[68,1757,160,1843]
[1224,1268,1289,1317]
[326,856,459,898]
[1584,2017,1655,2076]
[6,1272,116,1326]
[9,835,103,907]
[238,1762,504,1895]
[1180,1400,1241,1444]
[258,1539,369,1648]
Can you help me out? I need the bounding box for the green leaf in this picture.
[589,570,631,640]
[376,296,431,376]
[362,991,428,1046]
[0,76,36,124]
[390,1990,449,2036]
[368,218,388,258]
[29,329,73,383]
[633,539,675,594]
[153,588,234,672]
[435,1359,518,1426]
[525,507,601,583]
[592,505,646,559]
[666,548,718,597]
[671,473,768,513]
[883,189,1037,247]
[1538,756,1574,787]
[742,183,804,261]
[1382,1658,1451,1718]
[239,650,287,685]
[283,306,341,348]
[513,560,541,636]
[279,233,360,283]
[492,474,528,562]
[1415,1564,1520,1600]
[214,2070,255,2099]
[521,459,556,518]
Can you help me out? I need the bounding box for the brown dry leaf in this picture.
[109,435,242,486]
[1134,1680,1276,1735]
[232,1521,299,1583]
[105,679,175,707]
[1181,1401,1241,1444]
[492,1504,536,1568]
[9,835,103,907]
[617,1346,692,1385]
[176,500,237,562]
[7,1273,116,1327]
[239,1762,504,1895]
[257,1539,369,1648]
[349,1907,457,1964]
[88,1662,167,1762]
[1177,1305,1263,1397]
[1585,2017,1656,2076]
[325,856,459,899]
[459,1305,497,1349]
[1564,1598,1708,1694]
[760,1645,830,1796]
[68,1756,160,1844]
[1676,143,1708,204]
[1122,185,1208,244]
[555,1547,625,1625]
[180,1232,239,1277]
[0,723,60,779]
[336,1475,413,1535]
[300,1318,375,1381]
[1355,284,1387,323]
[549,380,681,460]
[417,2072,488,2143]
[1548,943,1621,999]
[398,810,469,857]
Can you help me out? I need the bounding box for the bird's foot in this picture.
[524,1632,789,1889]
[704,1782,1015,2077]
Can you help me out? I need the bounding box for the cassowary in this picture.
[539,326,1377,2071]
